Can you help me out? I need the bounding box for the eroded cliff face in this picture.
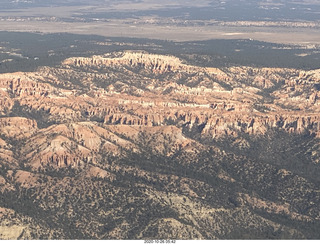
[0,51,319,170]
[63,51,202,74]
[1,51,320,138]
[0,51,320,239]
[0,51,319,168]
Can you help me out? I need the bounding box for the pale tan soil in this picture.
[1,19,319,45]
[0,2,319,45]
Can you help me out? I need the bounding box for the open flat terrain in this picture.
[0,0,320,44]
[1,19,320,44]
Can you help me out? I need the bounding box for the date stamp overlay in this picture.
[144,240,176,244]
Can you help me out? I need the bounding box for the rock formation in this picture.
[0,51,320,240]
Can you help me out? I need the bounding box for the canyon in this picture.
[0,51,320,239]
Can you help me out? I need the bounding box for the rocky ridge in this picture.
[2,51,319,136]
[0,51,320,239]
[0,51,319,167]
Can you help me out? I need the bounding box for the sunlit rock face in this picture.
[0,51,320,240]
